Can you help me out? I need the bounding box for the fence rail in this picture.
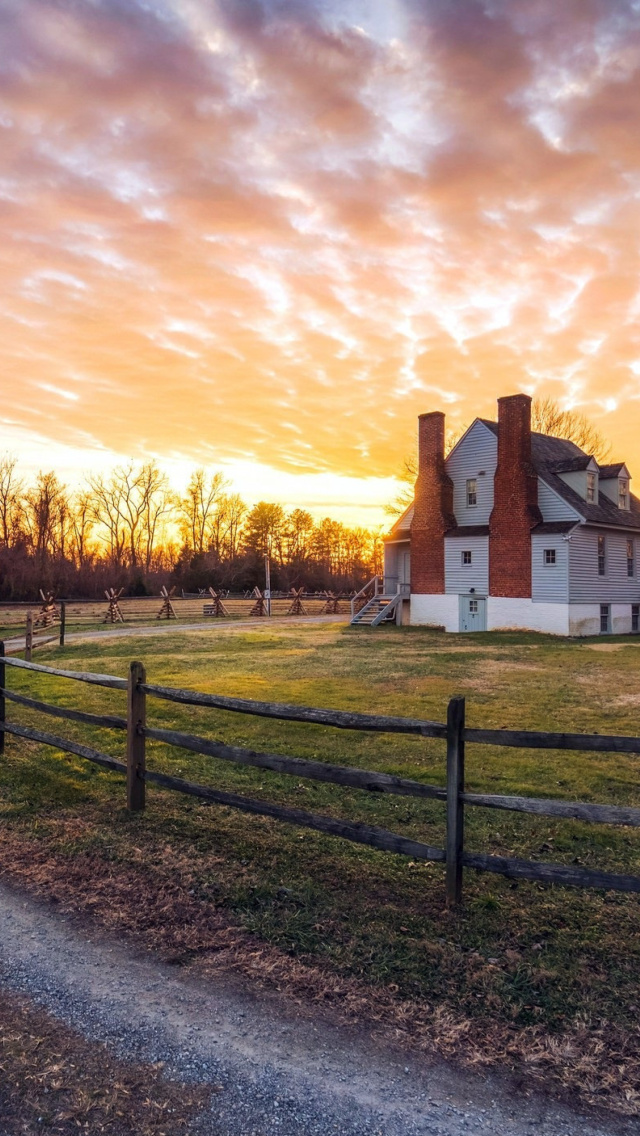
[1,645,639,904]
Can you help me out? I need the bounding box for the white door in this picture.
[459,595,487,632]
[401,551,411,592]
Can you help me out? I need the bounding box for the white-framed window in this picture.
[466,478,477,507]
[600,604,611,634]
[627,539,634,578]
[598,535,606,576]
[543,548,556,565]
[461,550,472,565]
[619,478,629,509]
[632,604,640,634]
[469,599,478,613]
[586,472,596,503]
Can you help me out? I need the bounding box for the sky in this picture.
[2,0,640,526]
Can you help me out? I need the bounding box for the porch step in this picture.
[350,595,399,627]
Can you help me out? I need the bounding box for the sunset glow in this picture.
[3,0,640,523]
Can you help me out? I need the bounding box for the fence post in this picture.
[127,660,146,812]
[25,612,33,662]
[59,601,66,647]
[0,641,5,757]
[446,696,465,907]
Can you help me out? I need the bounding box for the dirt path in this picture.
[0,883,631,1136]
[4,614,347,653]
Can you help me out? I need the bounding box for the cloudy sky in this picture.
[2,0,640,523]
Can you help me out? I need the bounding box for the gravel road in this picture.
[0,882,633,1136]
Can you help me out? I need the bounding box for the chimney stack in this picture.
[489,394,542,598]
[410,412,456,595]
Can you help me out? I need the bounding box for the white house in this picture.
[381,394,640,635]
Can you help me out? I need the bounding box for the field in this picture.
[1,620,639,1114]
[0,594,339,642]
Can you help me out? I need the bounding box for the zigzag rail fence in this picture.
[1,641,640,905]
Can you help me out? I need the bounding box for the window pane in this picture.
[598,535,606,575]
[587,473,596,502]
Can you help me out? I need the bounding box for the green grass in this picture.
[1,622,639,1049]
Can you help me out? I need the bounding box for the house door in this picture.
[459,595,487,632]
[400,551,411,591]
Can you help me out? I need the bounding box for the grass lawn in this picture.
[1,620,639,1113]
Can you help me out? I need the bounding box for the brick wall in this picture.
[489,394,542,598]
[411,412,456,594]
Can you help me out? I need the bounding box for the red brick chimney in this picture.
[410,411,456,594]
[489,394,542,598]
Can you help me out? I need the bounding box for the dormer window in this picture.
[586,472,596,503]
[619,478,629,510]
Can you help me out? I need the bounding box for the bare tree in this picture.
[23,471,68,565]
[69,489,94,568]
[138,463,172,574]
[88,461,170,570]
[0,456,24,546]
[221,493,247,560]
[88,471,128,567]
[531,397,612,462]
[178,470,230,555]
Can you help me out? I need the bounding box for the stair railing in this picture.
[350,575,380,619]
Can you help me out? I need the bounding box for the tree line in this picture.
[0,459,384,600]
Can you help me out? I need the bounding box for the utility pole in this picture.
[264,550,271,616]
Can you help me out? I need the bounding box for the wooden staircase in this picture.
[350,592,401,627]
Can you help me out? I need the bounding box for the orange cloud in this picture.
[1,0,640,523]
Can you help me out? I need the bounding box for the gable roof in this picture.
[599,462,627,479]
[388,417,640,536]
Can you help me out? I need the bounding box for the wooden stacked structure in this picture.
[287,588,308,616]
[103,588,125,623]
[249,587,268,616]
[34,590,60,628]
[157,586,177,620]
[203,588,230,617]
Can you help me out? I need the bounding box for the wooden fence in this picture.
[1,644,640,905]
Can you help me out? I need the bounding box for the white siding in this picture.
[531,535,569,603]
[445,420,497,525]
[410,593,459,631]
[537,479,581,522]
[445,536,489,595]
[568,603,636,636]
[568,527,640,603]
[487,597,569,635]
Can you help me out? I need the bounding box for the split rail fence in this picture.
[1,643,640,905]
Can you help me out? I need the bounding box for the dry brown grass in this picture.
[1,822,638,1119]
[0,985,210,1135]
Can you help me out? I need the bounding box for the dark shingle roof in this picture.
[446,525,490,537]
[480,418,640,530]
[533,521,579,535]
[598,462,626,479]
